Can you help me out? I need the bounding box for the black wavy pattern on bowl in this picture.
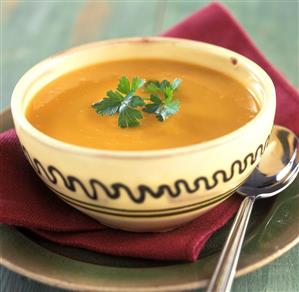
[22,138,269,204]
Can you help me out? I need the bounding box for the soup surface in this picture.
[26,59,259,150]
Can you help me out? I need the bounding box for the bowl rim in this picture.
[11,36,276,159]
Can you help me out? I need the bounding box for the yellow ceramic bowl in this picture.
[11,37,276,232]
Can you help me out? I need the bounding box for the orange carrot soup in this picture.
[26,59,260,150]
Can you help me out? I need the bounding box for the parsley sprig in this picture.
[143,79,181,121]
[92,76,181,128]
[92,77,145,128]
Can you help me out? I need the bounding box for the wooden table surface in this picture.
[1,1,298,291]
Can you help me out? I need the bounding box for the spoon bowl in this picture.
[207,125,299,292]
[239,126,299,199]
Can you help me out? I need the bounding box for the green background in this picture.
[1,0,298,291]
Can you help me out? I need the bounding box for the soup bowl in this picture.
[11,37,276,232]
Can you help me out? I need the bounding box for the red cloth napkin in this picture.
[0,3,298,262]
[164,3,299,133]
[0,129,241,261]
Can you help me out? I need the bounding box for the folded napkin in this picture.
[0,3,298,262]
[0,129,242,261]
[164,3,299,133]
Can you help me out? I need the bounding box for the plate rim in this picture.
[1,226,298,292]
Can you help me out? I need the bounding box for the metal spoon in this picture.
[207,125,299,292]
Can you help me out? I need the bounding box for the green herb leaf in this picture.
[144,80,161,93]
[171,78,181,90]
[161,80,171,89]
[143,78,181,121]
[131,77,145,91]
[92,76,181,128]
[92,90,123,116]
[156,100,180,121]
[117,76,131,94]
[119,107,143,128]
[92,76,145,128]
[143,94,162,113]
[130,95,146,107]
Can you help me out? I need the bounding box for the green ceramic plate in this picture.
[1,108,298,291]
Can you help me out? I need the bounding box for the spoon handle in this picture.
[207,195,255,292]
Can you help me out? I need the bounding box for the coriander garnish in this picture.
[92,76,181,128]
